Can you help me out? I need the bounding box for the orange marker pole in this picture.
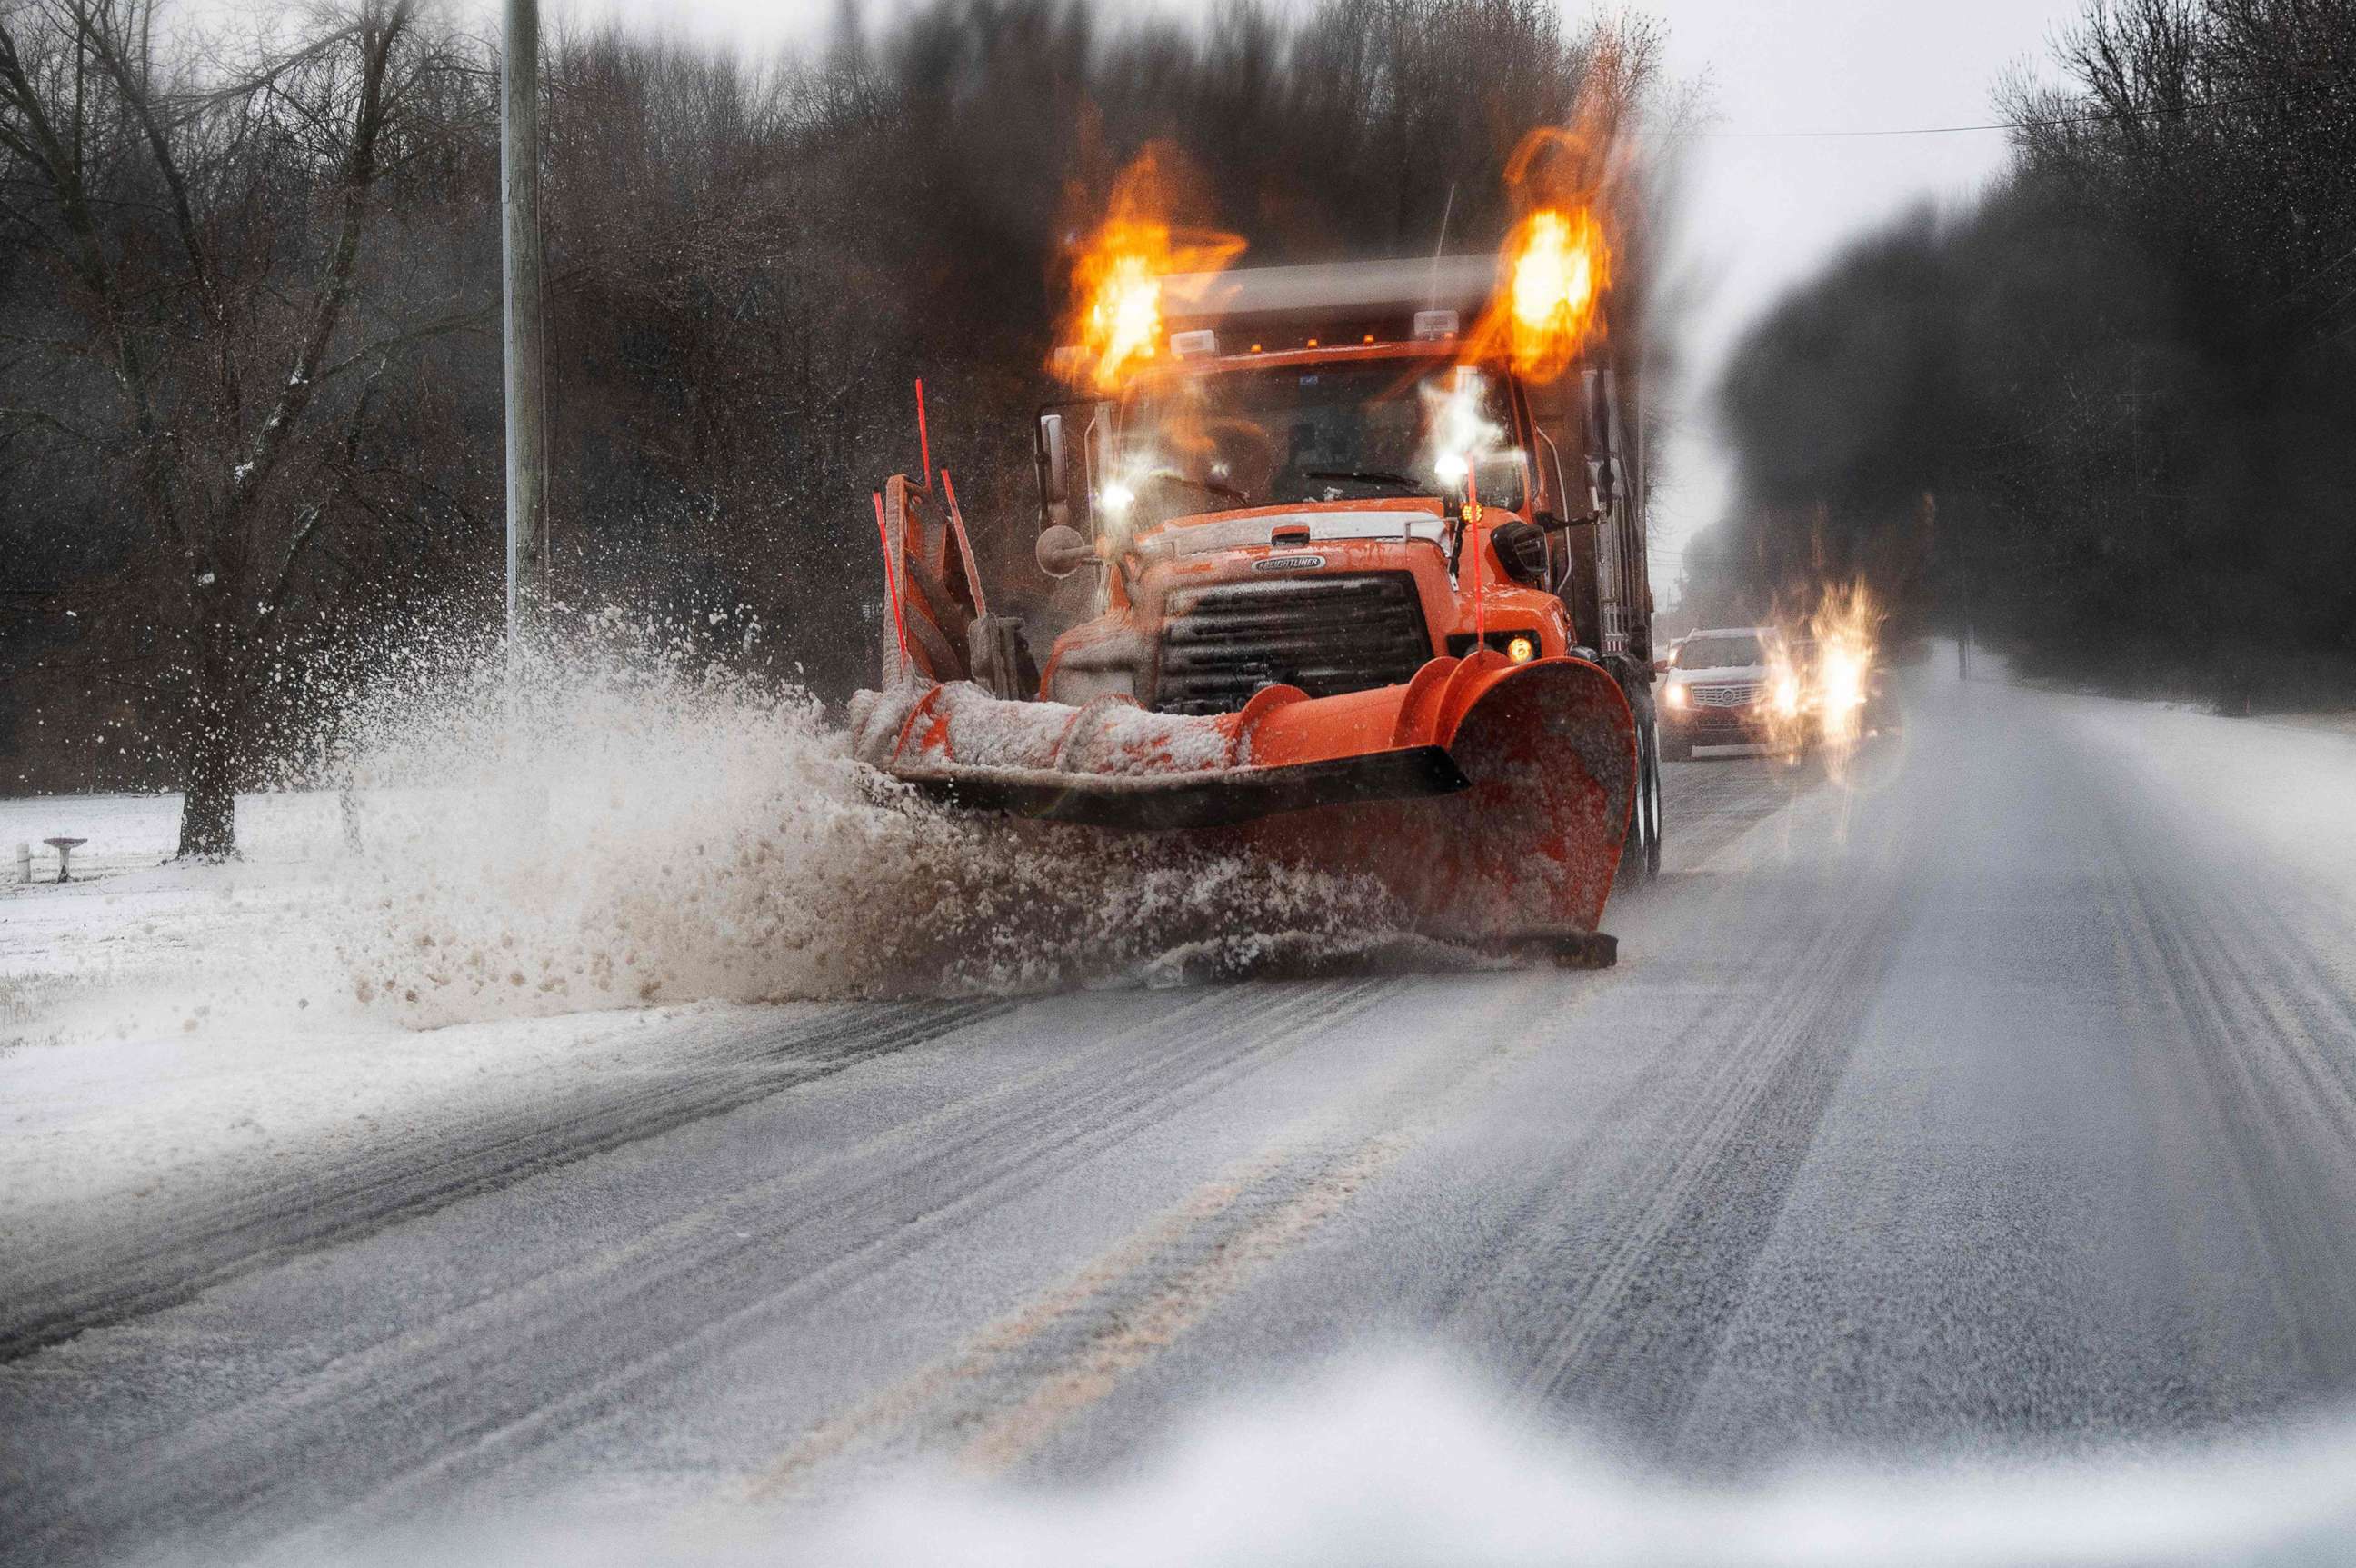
[1467,465,1486,643]
[939,468,988,618]
[1459,473,1488,941]
[913,378,932,493]
[874,490,910,673]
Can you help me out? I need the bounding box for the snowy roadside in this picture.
[2251,708,2356,742]
[0,790,758,1262]
[2056,693,2356,908]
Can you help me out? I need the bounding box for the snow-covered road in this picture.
[7,664,2356,1565]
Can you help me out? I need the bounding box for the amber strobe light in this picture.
[1501,207,1610,384]
[1054,145,1244,394]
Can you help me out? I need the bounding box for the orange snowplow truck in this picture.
[853,255,1661,964]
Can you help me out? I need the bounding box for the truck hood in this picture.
[1129,505,1452,562]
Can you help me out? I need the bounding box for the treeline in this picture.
[1694,0,2356,705]
[0,0,1675,852]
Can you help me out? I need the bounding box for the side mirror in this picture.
[1474,454,1527,513]
[1037,414,1069,509]
[1036,524,1095,580]
[1489,520,1549,584]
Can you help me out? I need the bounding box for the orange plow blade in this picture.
[850,652,1636,945]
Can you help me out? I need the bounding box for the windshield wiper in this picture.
[1303,468,1428,493]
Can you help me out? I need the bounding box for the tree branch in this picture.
[75,0,242,423]
[0,5,185,551]
[151,22,367,131]
[255,501,333,628]
[314,300,498,384]
[226,2,412,514]
[0,404,100,444]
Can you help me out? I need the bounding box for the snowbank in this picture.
[782,1357,2356,1568]
[313,1356,2356,1567]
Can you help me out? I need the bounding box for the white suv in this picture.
[1658,626,1794,759]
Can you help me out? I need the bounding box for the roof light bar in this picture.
[1413,309,1460,341]
[1169,329,1219,358]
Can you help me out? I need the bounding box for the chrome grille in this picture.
[1691,683,1762,708]
[1153,573,1433,715]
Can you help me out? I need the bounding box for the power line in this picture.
[1663,92,2271,143]
[1675,119,2026,141]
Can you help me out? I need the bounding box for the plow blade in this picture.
[850,651,1636,941]
[888,744,1469,831]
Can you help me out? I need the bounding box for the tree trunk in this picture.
[176,738,238,860]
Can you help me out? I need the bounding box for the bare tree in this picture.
[1711,0,2356,702]
[0,0,492,854]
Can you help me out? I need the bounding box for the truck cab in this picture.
[1036,341,1575,708]
[1027,256,1662,874]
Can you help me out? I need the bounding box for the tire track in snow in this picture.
[1519,891,1892,1435]
[0,999,1012,1363]
[742,965,1645,1494]
[2091,759,2356,1395]
[1653,751,1833,877]
[1433,754,1915,1447]
[2,981,1401,1567]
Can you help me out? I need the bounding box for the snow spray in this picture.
[327,615,1405,1027]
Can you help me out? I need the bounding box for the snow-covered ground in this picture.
[4,789,344,1041]
[0,787,774,1261]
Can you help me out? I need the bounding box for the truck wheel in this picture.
[1641,717,1663,878]
[1621,714,1664,883]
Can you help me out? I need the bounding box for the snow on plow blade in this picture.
[878,743,1470,832]
[851,652,1636,943]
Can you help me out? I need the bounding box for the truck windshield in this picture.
[1113,359,1514,524]
[1676,635,1765,670]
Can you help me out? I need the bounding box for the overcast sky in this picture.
[574,0,2088,595]
[1638,0,2082,595]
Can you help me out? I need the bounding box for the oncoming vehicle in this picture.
[1658,625,1802,760]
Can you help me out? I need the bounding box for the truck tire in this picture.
[1621,711,1663,882]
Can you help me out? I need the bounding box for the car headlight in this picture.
[1663,684,1686,709]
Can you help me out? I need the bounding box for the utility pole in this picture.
[502,0,547,650]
